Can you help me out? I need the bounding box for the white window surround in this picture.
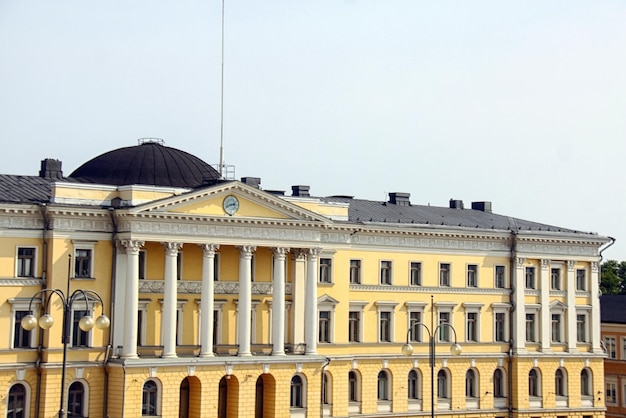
[265,299,291,345]
[549,301,566,344]
[375,301,398,343]
[8,382,31,418]
[492,303,511,343]
[15,246,39,278]
[158,299,188,346]
[606,379,618,405]
[138,299,150,346]
[213,300,227,345]
[406,302,427,343]
[234,300,260,345]
[550,262,564,291]
[318,295,339,344]
[466,264,479,287]
[349,301,368,344]
[318,257,333,284]
[72,241,97,279]
[463,303,483,343]
[439,262,451,287]
[67,379,90,418]
[142,378,163,417]
[525,304,541,344]
[70,299,100,348]
[494,265,506,288]
[8,298,40,348]
[138,250,147,280]
[575,306,591,344]
[380,260,393,285]
[409,261,422,286]
[434,302,457,342]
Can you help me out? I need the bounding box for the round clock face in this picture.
[223,195,239,215]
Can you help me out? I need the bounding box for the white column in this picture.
[162,242,182,358]
[590,261,603,353]
[512,257,526,353]
[566,260,577,351]
[305,248,320,355]
[121,240,143,359]
[540,259,551,352]
[238,245,256,356]
[112,242,128,351]
[291,250,307,349]
[272,247,289,355]
[199,244,219,357]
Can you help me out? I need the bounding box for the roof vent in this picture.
[241,177,261,188]
[449,199,464,209]
[291,185,310,197]
[39,159,63,179]
[266,190,285,196]
[471,201,492,213]
[389,192,411,206]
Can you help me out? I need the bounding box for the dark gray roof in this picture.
[0,174,58,204]
[601,295,626,324]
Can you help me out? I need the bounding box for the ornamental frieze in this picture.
[516,242,598,257]
[138,280,292,295]
[349,284,511,296]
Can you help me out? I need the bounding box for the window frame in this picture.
[604,336,617,359]
[348,301,367,343]
[16,246,38,278]
[580,368,592,397]
[525,266,536,289]
[550,267,561,290]
[348,370,361,403]
[319,257,333,284]
[67,380,89,418]
[555,368,567,398]
[290,374,306,409]
[465,368,478,399]
[606,380,618,405]
[141,379,161,416]
[376,302,397,343]
[406,302,426,343]
[408,369,422,400]
[8,298,40,349]
[494,265,506,288]
[7,382,30,418]
[380,260,393,285]
[493,368,506,398]
[349,259,361,284]
[409,261,422,286]
[73,241,96,279]
[439,263,451,287]
[528,368,541,398]
[576,308,590,344]
[466,264,478,288]
[377,370,391,401]
[576,268,587,291]
[437,369,451,399]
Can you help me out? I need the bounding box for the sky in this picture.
[1,1,625,259]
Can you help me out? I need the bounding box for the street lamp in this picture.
[21,284,109,418]
[401,296,461,418]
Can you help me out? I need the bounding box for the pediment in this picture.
[128,182,332,223]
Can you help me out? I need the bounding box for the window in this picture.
[319,258,332,284]
[142,380,159,416]
[408,370,421,400]
[438,312,451,342]
[495,313,506,342]
[576,269,587,291]
[348,371,360,402]
[380,261,392,285]
[529,369,540,397]
[580,369,592,396]
[467,264,478,287]
[466,369,478,398]
[604,336,617,358]
[348,311,361,343]
[493,369,505,398]
[379,311,391,342]
[17,247,36,277]
[551,313,562,343]
[526,314,536,342]
[290,375,305,408]
[349,260,361,284]
[495,265,505,288]
[138,250,146,280]
[7,383,27,418]
[72,310,89,347]
[466,312,478,342]
[74,249,92,278]
[319,311,331,343]
[377,371,390,401]
[555,369,566,397]
[409,311,422,342]
[439,263,451,286]
[577,313,588,343]
[410,262,422,286]
[176,252,184,280]
[525,267,536,289]
[551,268,561,290]
[322,372,331,406]
[67,381,86,417]
[437,369,449,399]
[606,382,617,405]
[13,311,32,349]
[213,253,220,281]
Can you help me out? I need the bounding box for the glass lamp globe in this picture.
[21,314,38,331]
[38,314,54,329]
[450,343,462,356]
[95,314,110,330]
[401,343,414,356]
[79,315,95,331]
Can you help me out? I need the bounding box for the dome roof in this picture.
[69,141,221,188]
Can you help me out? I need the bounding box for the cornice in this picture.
[138,280,292,295]
[0,278,43,287]
[349,284,511,296]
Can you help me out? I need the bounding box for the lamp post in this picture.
[21,259,110,418]
[401,296,461,418]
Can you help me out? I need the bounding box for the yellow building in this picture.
[0,140,611,418]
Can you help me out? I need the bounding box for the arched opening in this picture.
[255,376,264,418]
[7,383,27,418]
[179,378,189,418]
[218,375,239,418]
[68,381,86,417]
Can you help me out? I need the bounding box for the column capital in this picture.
[540,259,550,270]
[162,242,183,256]
[591,261,599,272]
[237,245,257,257]
[118,240,144,255]
[515,257,526,268]
[199,243,220,256]
[292,249,307,261]
[272,247,290,259]
[307,248,322,258]
[567,260,576,271]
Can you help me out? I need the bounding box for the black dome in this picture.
[69,142,221,188]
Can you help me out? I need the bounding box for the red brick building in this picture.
[602,295,626,418]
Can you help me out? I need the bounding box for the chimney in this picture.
[471,201,492,213]
[241,177,261,188]
[388,192,411,206]
[291,185,310,197]
[39,159,63,179]
[449,199,464,209]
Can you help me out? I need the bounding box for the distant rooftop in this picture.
[601,295,626,324]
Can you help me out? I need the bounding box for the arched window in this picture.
[290,375,305,408]
[437,369,449,399]
[408,369,421,400]
[493,368,505,398]
[581,368,592,396]
[348,371,360,402]
[142,380,159,416]
[528,369,540,397]
[7,383,27,418]
[465,369,477,398]
[68,381,86,417]
[555,368,567,397]
[377,370,390,400]
[322,372,332,405]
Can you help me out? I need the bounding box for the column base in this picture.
[162,353,178,359]
[199,352,215,358]
[238,352,252,357]
[271,351,286,356]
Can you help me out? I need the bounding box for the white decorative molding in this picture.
[0,278,43,287]
[76,368,84,379]
[188,366,196,376]
[263,363,270,374]
[382,359,389,369]
[149,367,158,378]
[138,280,292,295]
[16,369,26,381]
[518,242,598,257]
[351,360,358,370]
[350,284,510,295]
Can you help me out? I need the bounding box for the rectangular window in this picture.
[17,247,35,277]
[72,310,89,347]
[13,310,31,348]
[379,311,391,342]
[526,313,536,342]
[606,382,617,404]
[525,267,536,289]
[438,312,451,342]
[138,250,146,280]
[467,265,478,287]
[177,252,183,280]
[380,261,392,285]
[410,262,422,286]
[551,268,561,290]
[319,258,332,284]
[466,312,477,341]
[349,260,361,284]
[495,312,506,342]
[74,249,92,278]
[576,269,587,291]
[495,266,505,288]
[409,311,422,342]
[622,337,626,360]
[348,311,360,342]
[551,313,562,342]
[318,311,331,343]
[439,263,451,287]
[213,253,220,281]
[577,314,587,343]
[605,336,617,359]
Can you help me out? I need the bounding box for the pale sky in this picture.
[1,1,625,259]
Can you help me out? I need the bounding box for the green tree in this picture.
[600,260,626,295]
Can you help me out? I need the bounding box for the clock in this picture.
[223,195,239,215]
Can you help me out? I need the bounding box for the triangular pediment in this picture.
[128,182,332,223]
